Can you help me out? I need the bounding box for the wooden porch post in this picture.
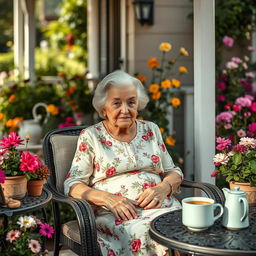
[193,0,215,184]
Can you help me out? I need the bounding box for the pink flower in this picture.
[231,57,242,64]
[131,239,141,253]
[248,46,256,51]
[216,137,231,151]
[39,223,54,238]
[142,135,149,141]
[232,145,247,153]
[217,82,226,90]
[224,124,232,130]
[0,132,24,149]
[95,163,100,172]
[28,239,41,254]
[75,112,83,119]
[232,105,241,112]
[106,141,112,146]
[224,104,232,110]
[149,182,156,187]
[217,95,225,102]
[249,122,256,134]
[161,144,166,152]
[100,138,106,144]
[107,249,116,256]
[226,61,238,69]
[244,112,251,117]
[79,142,87,151]
[245,72,255,78]
[147,131,154,137]
[210,169,218,177]
[106,167,116,177]
[250,102,256,112]
[151,155,159,163]
[20,152,40,173]
[6,230,21,243]
[0,168,6,184]
[223,36,234,47]
[237,129,246,138]
[216,111,235,123]
[115,219,125,225]
[235,97,252,107]
[0,148,9,165]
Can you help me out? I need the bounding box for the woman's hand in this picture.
[105,194,138,221]
[135,183,170,210]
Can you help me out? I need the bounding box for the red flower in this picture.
[106,167,116,177]
[161,144,166,152]
[149,182,156,187]
[114,192,122,196]
[142,135,149,141]
[233,105,242,112]
[0,132,24,149]
[142,183,150,189]
[20,152,40,173]
[232,145,247,153]
[250,102,256,112]
[79,142,87,151]
[66,172,71,179]
[107,249,116,256]
[95,163,100,172]
[130,170,140,175]
[115,219,124,225]
[131,239,141,253]
[106,141,112,146]
[211,169,219,177]
[151,155,159,163]
[0,168,6,184]
[100,139,106,144]
[147,131,153,137]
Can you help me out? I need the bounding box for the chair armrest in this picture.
[45,183,98,256]
[181,180,224,204]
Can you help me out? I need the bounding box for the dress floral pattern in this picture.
[64,120,183,256]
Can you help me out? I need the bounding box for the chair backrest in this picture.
[43,126,88,193]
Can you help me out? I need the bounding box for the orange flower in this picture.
[8,94,16,103]
[58,72,66,78]
[171,79,181,88]
[165,136,176,146]
[66,85,77,97]
[161,80,172,89]
[148,57,160,69]
[159,42,172,52]
[136,75,147,83]
[46,104,59,115]
[159,127,164,134]
[67,100,76,106]
[171,97,181,107]
[137,116,144,120]
[151,91,161,100]
[71,105,79,111]
[6,119,14,127]
[148,84,160,93]
[12,117,23,128]
[180,47,189,56]
[0,113,4,121]
[179,66,188,74]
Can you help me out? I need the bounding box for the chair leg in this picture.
[52,202,62,256]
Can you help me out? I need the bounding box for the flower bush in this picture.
[0,215,54,255]
[137,42,189,164]
[212,137,256,186]
[0,132,50,180]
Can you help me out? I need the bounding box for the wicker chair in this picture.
[43,126,224,256]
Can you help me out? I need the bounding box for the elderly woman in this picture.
[64,70,183,256]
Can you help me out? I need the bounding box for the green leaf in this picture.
[233,153,242,165]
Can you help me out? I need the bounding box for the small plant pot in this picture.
[27,180,44,196]
[229,181,256,206]
[1,175,27,200]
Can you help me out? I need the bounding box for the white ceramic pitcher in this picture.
[19,103,49,145]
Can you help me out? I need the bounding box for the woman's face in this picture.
[103,84,139,129]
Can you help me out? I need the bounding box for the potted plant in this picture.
[0,215,54,255]
[27,164,50,196]
[0,132,41,199]
[212,136,256,204]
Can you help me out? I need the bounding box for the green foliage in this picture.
[0,52,14,72]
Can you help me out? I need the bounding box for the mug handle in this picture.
[240,197,248,222]
[213,203,224,222]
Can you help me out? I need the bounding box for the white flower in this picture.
[226,61,238,69]
[239,137,256,148]
[242,63,248,70]
[244,55,249,62]
[228,151,235,157]
[17,216,36,228]
[213,153,229,165]
[28,239,41,254]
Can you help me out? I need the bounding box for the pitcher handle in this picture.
[213,203,224,222]
[32,102,50,124]
[240,197,248,222]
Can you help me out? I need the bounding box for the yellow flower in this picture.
[151,91,161,100]
[8,94,16,103]
[148,84,160,93]
[137,116,144,120]
[161,80,172,89]
[159,127,164,134]
[148,57,160,69]
[159,42,172,52]
[171,79,181,88]
[180,47,189,56]
[136,75,147,83]
[179,66,188,74]
[171,97,181,107]
[0,113,4,121]
[46,104,59,115]
[166,136,176,146]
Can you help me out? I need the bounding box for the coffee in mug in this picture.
[182,197,223,231]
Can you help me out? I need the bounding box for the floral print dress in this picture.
[64,120,183,256]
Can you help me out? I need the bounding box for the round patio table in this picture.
[149,207,256,256]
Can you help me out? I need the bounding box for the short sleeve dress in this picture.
[64,120,183,256]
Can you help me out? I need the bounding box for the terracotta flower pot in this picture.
[229,181,256,206]
[27,180,44,196]
[1,175,27,199]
